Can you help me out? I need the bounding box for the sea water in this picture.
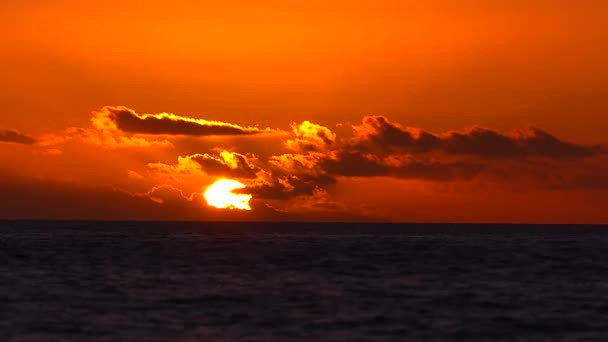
[2,221,608,340]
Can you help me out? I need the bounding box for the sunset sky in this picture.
[1,1,607,222]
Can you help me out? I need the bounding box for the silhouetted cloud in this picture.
[247,170,337,200]
[0,129,35,145]
[352,116,605,159]
[189,151,261,179]
[92,106,279,136]
[352,116,440,153]
[320,151,483,181]
[244,151,480,200]
[149,151,261,179]
[442,126,604,158]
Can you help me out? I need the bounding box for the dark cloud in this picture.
[247,173,337,200]
[320,151,483,181]
[352,116,605,159]
[245,151,479,200]
[0,129,35,145]
[92,106,278,136]
[245,115,606,198]
[442,126,604,158]
[352,116,440,153]
[189,151,260,179]
[243,153,337,200]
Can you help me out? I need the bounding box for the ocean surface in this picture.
[2,221,608,341]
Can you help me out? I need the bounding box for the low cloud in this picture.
[65,127,172,149]
[320,151,483,181]
[352,116,605,159]
[244,151,481,200]
[442,126,604,158]
[92,106,280,136]
[0,129,36,145]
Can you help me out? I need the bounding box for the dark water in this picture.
[2,221,608,341]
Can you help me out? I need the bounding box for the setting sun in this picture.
[204,179,252,210]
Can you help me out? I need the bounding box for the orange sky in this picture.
[1,1,607,222]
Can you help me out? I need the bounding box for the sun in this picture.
[204,179,252,210]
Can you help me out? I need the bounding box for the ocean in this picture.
[2,221,608,340]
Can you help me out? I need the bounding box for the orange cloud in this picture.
[286,121,336,152]
[149,151,261,179]
[4,126,170,150]
[64,127,173,149]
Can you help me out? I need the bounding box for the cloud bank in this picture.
[149,116,607,201]
[7,105,607,221]
[351,116,604,159]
